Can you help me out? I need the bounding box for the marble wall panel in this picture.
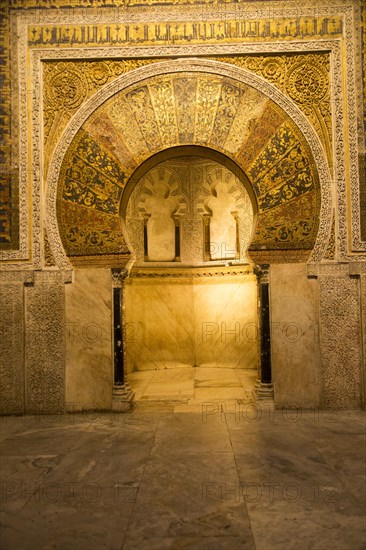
[125,273,257,373]
[0,278,24,414]
[270,264,321,409]
[65,268,113,411]
[125,279,195,372]
[318,270,362,408]
[194,275,258,369]
[24,272,65,414]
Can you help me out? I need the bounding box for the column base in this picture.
[112,383,135,412]
[252,380,274,401]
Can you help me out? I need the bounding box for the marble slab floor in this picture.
[0,401,365,549]
[128,366,258,411]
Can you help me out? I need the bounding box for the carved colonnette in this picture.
[111,268,134,411]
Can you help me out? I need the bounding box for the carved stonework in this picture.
[24,272,65,413]
[1,1,365,271]
[0,282,24,414]
[319,272,362,408]
[126,157,252,266]
[324,214,336,260]
[361,272,366,408]
[130,167,186,262]
[42,60,330,266]
[112,383,135,413]
[129,265,253,279]
[43,228,56,267]
[112,268,129,288]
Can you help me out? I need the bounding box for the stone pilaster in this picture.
[0,272,27,414]
[24,271,67,414]
[310,263,363,409]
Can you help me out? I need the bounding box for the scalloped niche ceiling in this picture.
[56,71,321,262]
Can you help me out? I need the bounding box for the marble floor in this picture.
[0,400,365,549]
[128,366,257,411]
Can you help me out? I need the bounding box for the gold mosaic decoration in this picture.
[43,53,332,182]
[43,59,163,176]
[213,54,333,167]
[56,72,320,257]
[2,0,362,259]
[10,0,235,6]
[28,16,343,49]
[0,3,14,247]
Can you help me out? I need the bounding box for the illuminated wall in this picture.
[125,156,257,373]
[0,1,365,413]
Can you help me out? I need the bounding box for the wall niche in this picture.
[124,155,258,372]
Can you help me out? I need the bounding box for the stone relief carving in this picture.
[24,272,66,413]
[143,182,178,262]
[323,214,336,260]
[319,273,362,408]
[205,180,238,261]
[43,228,56,267]
[2,2,364,271]
[0,282,24,414]
[125,157,252,266]
[126,166,186,262]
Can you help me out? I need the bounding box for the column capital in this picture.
[112,268,129,287]
[254,263,270,284]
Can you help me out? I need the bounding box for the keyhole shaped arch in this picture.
[45,57,332,268]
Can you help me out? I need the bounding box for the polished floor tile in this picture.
[0,405,365,550]
[128,366,257,404]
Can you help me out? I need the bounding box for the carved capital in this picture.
[254,263,270,284]
[112,268,129,287]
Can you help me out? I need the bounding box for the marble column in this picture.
[111,269,134,411]
[253,264,274,400]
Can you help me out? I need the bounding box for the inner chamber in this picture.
[123,154,259,402]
